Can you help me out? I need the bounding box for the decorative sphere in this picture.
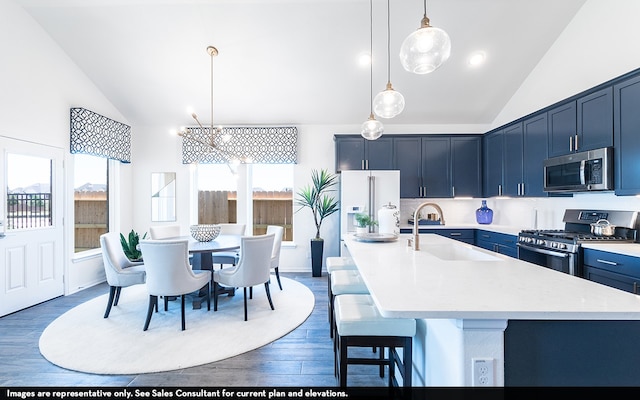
[399,26,451,74]
[361,117,384,140]
[373,89,405,119]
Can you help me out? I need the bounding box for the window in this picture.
[73,154,108,253]
[252,164,293,240]
[6,153,52,230]
[195,163,293,240]
[197,164,238,224]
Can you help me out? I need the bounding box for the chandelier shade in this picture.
[399,1,451,74]
[361,113,384,141]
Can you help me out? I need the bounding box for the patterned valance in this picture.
[70,108,131,163]
[181,126,297,164]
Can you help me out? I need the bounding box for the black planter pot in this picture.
[310,239,324,277]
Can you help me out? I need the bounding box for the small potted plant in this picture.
[354,212,377,234]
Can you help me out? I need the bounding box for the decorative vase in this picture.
[476,200,493,224]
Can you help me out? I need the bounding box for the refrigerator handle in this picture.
[368,175,375,219]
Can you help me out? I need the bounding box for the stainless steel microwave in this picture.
[543,147,613,192]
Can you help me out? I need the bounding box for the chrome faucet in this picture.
[411,202,445,251]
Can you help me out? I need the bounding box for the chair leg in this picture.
[249,286,253,299]
[264,282,275,310]
[213,282,219,311]
[206,282,211,311]
[104,286,117,318]
[164,296,169,311]
[113,286,122,306]
[143,295,157,331]
[243,287,248,321]
[275,267,283,290]
[181,295,186,331]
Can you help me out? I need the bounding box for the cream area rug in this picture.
[39,277,314,374]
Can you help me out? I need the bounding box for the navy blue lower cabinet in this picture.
[583,248,640,294]
[399,228,474,244]
[475,230,518,258]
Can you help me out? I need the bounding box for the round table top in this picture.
[185,234,241,253]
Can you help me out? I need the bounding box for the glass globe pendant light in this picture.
[399,0,451,74]
[373,0,404,119]
[361,0,384,140]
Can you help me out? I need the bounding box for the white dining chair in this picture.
[149,225,181,239]
[212,223,246,268]
[213,233,275,321]
[266,225,284,290]
[99,233,146,318]
[139,239,211,331]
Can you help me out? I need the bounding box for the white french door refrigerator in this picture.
[339,170,400,241]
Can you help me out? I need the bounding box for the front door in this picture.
[0,137,64,316]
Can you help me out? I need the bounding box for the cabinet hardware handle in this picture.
[482,234,490,238]
[575,134,579,151]
[569,135,574,152]
[452,186,455,197]
[361,160,365,170]
[596,259,618,266]
[521,182,525,196]
[498,184,502,196]
[449,233,462,236]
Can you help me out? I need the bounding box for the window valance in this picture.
[181,126,297,164]
[70,107,131,163]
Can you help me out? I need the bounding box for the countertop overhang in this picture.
[343,233,640,320]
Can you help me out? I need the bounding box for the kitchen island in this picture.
[343,233,640,386]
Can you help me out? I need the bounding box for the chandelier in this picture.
[361,0,384,140]
[373,0,404,119]
[177,46,249,164]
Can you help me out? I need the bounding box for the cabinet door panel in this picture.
[421,137,451,198]
[503,122,523,196]
[548,102,577,157]
[522,113,548,197]
[577,87,613,152]
[614,75,640,195]
[394,137,422,198]
[483,132,503,197]
[451,136,482,197]
[365,137,394,170]
[335,137,365,171]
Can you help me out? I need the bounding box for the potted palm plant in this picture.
[295,168,339,277]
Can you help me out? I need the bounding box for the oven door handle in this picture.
[517,243,571,258]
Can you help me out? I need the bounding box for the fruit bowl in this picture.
[189,224,221,242]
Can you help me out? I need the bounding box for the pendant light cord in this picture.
[369,0,374,116]
[386,0,390,85]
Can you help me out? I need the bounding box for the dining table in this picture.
[187,234,241,309]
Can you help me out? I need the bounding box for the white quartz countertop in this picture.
[343,233,640,320]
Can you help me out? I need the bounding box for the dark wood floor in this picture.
[0,272,388,387]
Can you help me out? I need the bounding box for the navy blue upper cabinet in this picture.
[334,135,394,172]
[483,131,504,197]
[522,113,548,197]
[547,101,577,157]
[548,87,613,157]
[503,122,524,197]
[394,135,482,198]
[394,136,422,198]
[451,136,482,198]
[421,136,451,198]
[614,74,640,195]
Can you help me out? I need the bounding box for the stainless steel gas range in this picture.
[517,209,639,276]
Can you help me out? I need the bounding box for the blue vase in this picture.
[476,200,493,224]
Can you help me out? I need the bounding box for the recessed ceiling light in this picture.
[468,51,486,67]
[358,52,372,67]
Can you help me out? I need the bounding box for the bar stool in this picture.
[334,294,416,387]
[326,257,358,328]
[329,269,369,340]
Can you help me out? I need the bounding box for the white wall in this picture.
[0,0,135,293]
[493,0,640,128]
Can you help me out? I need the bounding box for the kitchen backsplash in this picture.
[399,192,640,230]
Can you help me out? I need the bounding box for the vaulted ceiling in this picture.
[16,0,586,131]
